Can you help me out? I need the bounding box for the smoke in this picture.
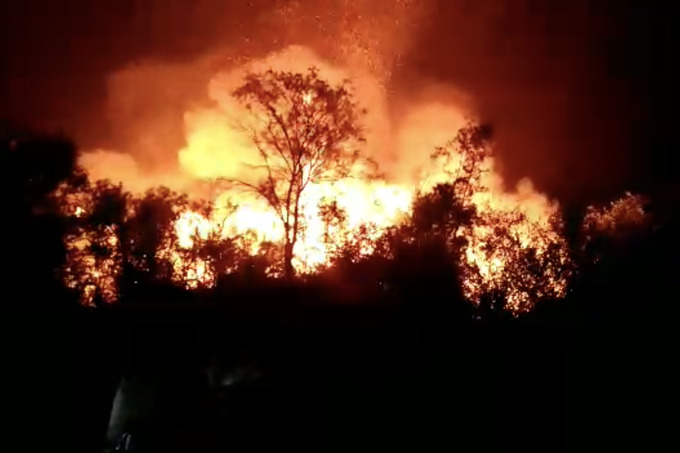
[77,0,479,193]
[3,0,661,200]
[104,59,213,172]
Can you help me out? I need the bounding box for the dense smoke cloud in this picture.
[82,42,472,193]
[2,0,673,201]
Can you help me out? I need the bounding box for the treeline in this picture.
[5,129,677,453]
[3,126,671,323]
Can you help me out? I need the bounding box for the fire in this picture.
[582,192,648,241]
[134,125,565,313]
[171,177,413,276]
[411,137,571,311]
[62,223,122,305]
[175,211,214,249]
[65,45,571,312]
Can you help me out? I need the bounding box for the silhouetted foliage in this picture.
[430,121,494,201]
[55,178,130,306]
[579,192,652,265]
[8,134,78,208]
[410,183,473,251]
[124,187,190,287]
[4,132,79,306]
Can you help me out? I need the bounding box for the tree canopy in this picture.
[225,67,369,279]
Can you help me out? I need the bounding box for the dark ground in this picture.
[16,295,674,453]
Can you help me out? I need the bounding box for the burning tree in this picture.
[580,192,651,264]
[55,175,130,306]
[409,122,572,313]
[225,67,369,280]
[410,122,494,257]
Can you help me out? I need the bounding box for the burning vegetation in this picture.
[48,46,648,313]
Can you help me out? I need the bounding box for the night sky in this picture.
[1,0,676,203]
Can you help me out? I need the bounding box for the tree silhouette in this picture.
[409,122,495,253]
[125,187,191,289]
[170,201,251,290]
[4,132,79,306]
[56,177,130,306]
[224,67,369,280]
[580,192,651,264]
[313,122,494,309]
[429,121,494,202]
[463,210,573,314]
[410,183,474,252]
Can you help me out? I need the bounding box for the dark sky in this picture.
[1,0,676,203]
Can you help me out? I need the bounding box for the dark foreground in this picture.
[17,297,673,453]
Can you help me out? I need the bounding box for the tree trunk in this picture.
[284,190,302,282]
[284,240,295,281]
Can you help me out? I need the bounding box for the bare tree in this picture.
[225,68,368,280]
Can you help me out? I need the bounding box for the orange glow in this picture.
[582,192,648,240]
[66,45,571,312]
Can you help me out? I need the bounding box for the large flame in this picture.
[67,45,569,312]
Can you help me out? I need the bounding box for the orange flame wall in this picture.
[75,44,568,311]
